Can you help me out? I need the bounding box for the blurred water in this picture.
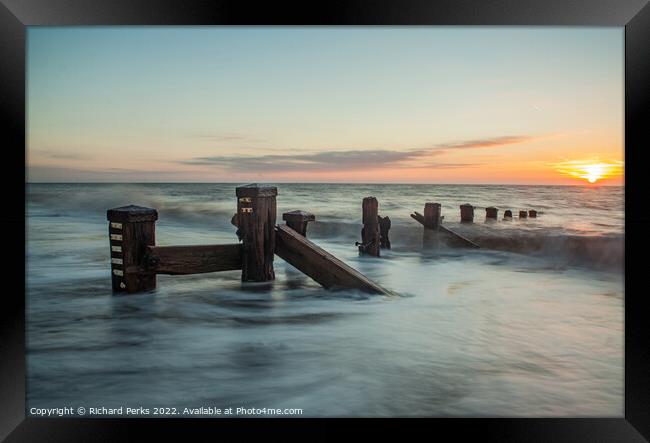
[26,183,623,416]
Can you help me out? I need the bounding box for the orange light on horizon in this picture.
[551,159,624,184]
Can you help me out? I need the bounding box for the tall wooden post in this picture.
[359,197,380,256]
[485,206,498,221]
[460,204,474,223]
[106,205,158,293]
[236,184,277,282]
[422,203,440,249]
[424,203,442,230]
[282,210,315,237]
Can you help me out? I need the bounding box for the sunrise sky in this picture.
[27,27,624,185]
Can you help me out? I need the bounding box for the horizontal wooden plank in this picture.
[275,224,392,295]
[146,243,242,275]
[411,212,480,248]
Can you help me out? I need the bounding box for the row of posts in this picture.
[460,204,537,222]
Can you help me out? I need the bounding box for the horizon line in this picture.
[25,181,624,187]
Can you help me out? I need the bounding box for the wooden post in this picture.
[460,204,474,223]
[236,184,277,282]
[359,197,380,256]
[485,206,498,221]
[424,203,442,230]
[106,205,158,293]
[519,210,528,219]
[528,210,538,218]
[378,215,391,249]
[503,209,513,220]
[282,210,315,236]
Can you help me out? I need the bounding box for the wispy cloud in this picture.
[434,135,534,150]
[181,135,535,173]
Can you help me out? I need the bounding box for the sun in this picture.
[583,164,605,183]
[551,159,623,184]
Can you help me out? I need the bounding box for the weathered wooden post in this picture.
[529,210,538,218]
[358,197,380,256]
[503,209,513,220]
[519,210,528,219]
[424,203,442,230]
[236,184,277,282]
[422,202,441,249]
[106,205,158,293]
[282,210,315,237]
[378,215,391,249]
[485,206,498,221]
[460,203,474,223]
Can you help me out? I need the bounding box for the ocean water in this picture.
[26,183,624,417]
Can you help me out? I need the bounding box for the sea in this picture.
[26,183,624,417]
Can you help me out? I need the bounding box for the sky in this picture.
[27,27,624,184]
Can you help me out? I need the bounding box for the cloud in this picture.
[434,135,534,150]
[182,149,438,172]
[181,135,533,173]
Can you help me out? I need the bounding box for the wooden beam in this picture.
[411,212,480,248]
[275,224,392,295]
[146,244,242,275]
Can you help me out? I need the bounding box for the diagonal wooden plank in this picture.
[275,224,392,295]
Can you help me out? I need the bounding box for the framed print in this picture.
[2,0,649,441]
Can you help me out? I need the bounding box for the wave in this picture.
[26,183,624,270]
[304,220,624,270]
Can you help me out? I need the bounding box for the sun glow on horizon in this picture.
[551,159,624,184]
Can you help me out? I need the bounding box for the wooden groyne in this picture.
[107,184,391,295]
[409,202,541,248]
[107,185,540,295]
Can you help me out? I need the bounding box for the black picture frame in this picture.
[2,0,649,440]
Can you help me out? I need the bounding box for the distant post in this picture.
[460,204,474,223]
[519,210,528,219]
[106,205,158,293]
[528,210,538,218]
[282,210,315,237]
[485,207,498,221]
[359,197,380,256]
[424,203,442,230]
[236,184,277,282]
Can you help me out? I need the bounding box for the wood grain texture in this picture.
[360,197,380,256]
[282,210,315,236]
[236,185,276,281]
[424,203,441,230]
[146,244,242,275]
[275,224,391,295]
[378,215,391,249]
[119,221,157,292]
